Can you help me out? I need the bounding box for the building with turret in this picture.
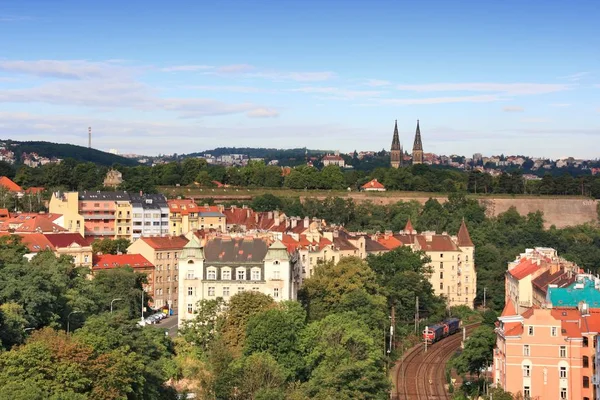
[390,120,403,168]
[412,120,424,164]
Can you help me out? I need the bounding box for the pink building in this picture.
[78,192,129,238]
[494,300,599,400]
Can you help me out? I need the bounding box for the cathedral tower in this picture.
[390,120,402,168]
[412,120,424,165]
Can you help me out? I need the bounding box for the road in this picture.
[147,314,179,337]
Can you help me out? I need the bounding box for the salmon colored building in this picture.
[494,300,599,400]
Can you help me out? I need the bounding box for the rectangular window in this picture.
[528,326,534,336]
[273,270,280,280]
[273,288,279,298]
[583,376,590,388]
[440,262,444,269]
[559,366,567,378]
[208,287,215,296]
[222,270,231,280]
[523,387,530,398]
[238,287,244,293]
[440,271,444,279]
[237,270,245,280]
[187,271,194,279]
[560,346,566,358]
[523,345,530,356]
[252,287,259,291]
[551,326,558,336]
[560,388,567,399]
[187,303,193,313]
[251,270,260,280]
[523,365,530,377]
[440,282,443,290]
[207,270,216,280]
[188,287,193,296]
[223,287,230,297]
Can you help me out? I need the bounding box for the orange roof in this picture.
[0,176,22,192]
[140,235,189,250]
[404,218,414,232]
[508,259,540,280]
[25,187,45,194]
[457,219,474,247]
[93,254,154,270]
[0,232,54,252]
[503,321,523,336]
[361,178,385,189]
[501,299,517,317]
[0,215,66,233]
[167,199,199,216]
[561,321,582,338]
[0,208,9,220]
[377,235,403,250]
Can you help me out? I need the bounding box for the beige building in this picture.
[168,200,226,236]
[127,235,189,311]
[115,200,132,240]
[48,192,85,235]
[103,169,123,188]
[178,235,301,328]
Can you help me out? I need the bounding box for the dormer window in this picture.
[236,268,246,280]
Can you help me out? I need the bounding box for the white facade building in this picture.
[130,193,169,240]
[177,236,301,328]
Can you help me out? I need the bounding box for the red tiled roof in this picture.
[43,233,89,248]
[561,321,582,338]
[508,259,540,280]
[140,235,189,250]
[415,235,460,252]
[0,208,9,220]
[0,215,66,233]
[377,235,403,250]
[93,254,154,270]
[404,218,414,232]
[0,232,55,252]
[167,199,199,216]
[503,321,523,336]
[361,178,385,189]
[0,176,22,192]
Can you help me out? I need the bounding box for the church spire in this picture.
[411,120,424,164]
[457,218,474,247]
[390,120,402,168]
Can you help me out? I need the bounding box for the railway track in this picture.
[394,323,480,400]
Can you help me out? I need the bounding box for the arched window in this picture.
[187,260,194,264]
[583,376,590,388]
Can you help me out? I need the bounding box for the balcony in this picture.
[84,214,116,220]
[86,230,115,236]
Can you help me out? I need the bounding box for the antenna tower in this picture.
[88,127,92,148]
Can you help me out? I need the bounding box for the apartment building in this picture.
[372,219,477,308]
[494,300,599,400]
[177,235,302,328]
[78,191,129,238]
[127,235,189,311]
[48,192,84,235]
[2,232,92,267]
[168,200,227,236]
[115,200,132,240]
[130,193,169,240]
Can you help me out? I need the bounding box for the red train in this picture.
[422,318,461,344]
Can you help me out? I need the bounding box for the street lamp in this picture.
[67,310,82,335]
[110,298,123,314]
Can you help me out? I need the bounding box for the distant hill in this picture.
[7,140,140,167]
[185,147,332,159]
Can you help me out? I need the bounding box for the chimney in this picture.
[291,218,298,228]
[274,210,280,226]
[304,216,309,228]
[268,211,273,220]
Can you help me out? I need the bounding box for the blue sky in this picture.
[0,0,598,158]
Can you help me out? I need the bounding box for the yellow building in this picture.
[115,200,132,240]
[48,191,84,236]
[168,200,226,236]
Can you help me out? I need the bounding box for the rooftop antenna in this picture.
[88,127,92,148]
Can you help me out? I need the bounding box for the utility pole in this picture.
[483,287,487,309]
[424,325,428,353]
[414,296,419,334]
[390,306,396,350]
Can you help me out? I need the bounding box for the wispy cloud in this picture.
[559,72,590,82]
[503,106,524,112]
[251,70,336,82]
[0,59,129,80]
[161,65,213,72]
[521,117,550,123]
[0,15,32,22]
[291,86,383,100]
[550,103,571,107]
[186,85,274,93]
[364,79,391,87]
[380,94,501,105]
[216,64,255,73]
[247,108,279,118]
[396,82,571,95]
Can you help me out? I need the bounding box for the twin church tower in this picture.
[390,120,423,168]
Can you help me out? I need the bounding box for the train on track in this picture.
[422,318,461,344]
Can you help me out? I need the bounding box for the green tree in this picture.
[180,298,226,352]
[91,238,132,255]
[452,326,496,377]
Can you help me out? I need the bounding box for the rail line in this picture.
[394,323,480,400]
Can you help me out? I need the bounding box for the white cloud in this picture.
[291,86,383,100]
[186,85,274,93]
[246,108,279,118]
[365,79,391,87]
[396,82,571,95]
[0,59,128,80]
[216,64,255,73]
[250,70,336,82]
[0,15,32,22]
[161,65,213,72]
[380,94,501,105]
[559,72,590,82]
[503,106,524,112]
